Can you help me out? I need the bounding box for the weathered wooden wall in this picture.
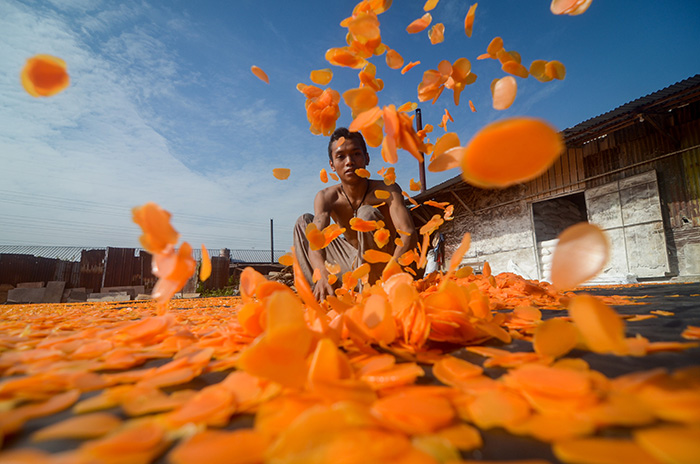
[417,91,700,280]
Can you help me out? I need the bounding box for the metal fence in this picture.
[0,246,288,292]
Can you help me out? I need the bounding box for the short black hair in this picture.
[328,127,368,160]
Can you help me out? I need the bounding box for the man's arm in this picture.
[387,185,418,260]
[309,190,334,301]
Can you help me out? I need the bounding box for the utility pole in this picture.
[270,219,274,264]
[415,108,427,193]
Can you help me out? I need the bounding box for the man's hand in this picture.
[313,276,334,302]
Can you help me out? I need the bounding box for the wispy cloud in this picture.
[0,0,313,250]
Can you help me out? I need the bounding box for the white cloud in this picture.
[0,0,309,251]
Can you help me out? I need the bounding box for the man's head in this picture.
[327,127,370,183]
[328,128,368,161]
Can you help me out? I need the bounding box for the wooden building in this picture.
[411,74,700,283]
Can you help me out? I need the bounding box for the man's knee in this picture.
[356,205,384,222]
[295,213,314,232]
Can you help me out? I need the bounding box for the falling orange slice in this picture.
[491,76,517,110]
[363,249,392,263]
[375,189,390,200]
[550,222,609,290]
[320,169,329,183]
[545,60,566,80]
[464,3,478,37]
[273,168,291,180]
[429,147,465,173]
[21,54,70,97]
[355,168,371,178]
[406,13,432,34]
[460,117,564,188]
[386,49,404,69]
[428,24,445,45]
[200,245,211,282]
[550,0,594,16]
[569,295,627,355]
[251,65,270,84]
[529,60,553,82]
[132,202,180,255]
[374,228,391,248]
[533,318,578,358]
[409,179,421,191]
[424,0,440,11]
[310,68,333,85]
[401,61,420,74]
[279,253,294,266]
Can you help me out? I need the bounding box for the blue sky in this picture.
[1,0,699,252]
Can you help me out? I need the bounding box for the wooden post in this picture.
[270,219,274,264]
[415,108,427,193]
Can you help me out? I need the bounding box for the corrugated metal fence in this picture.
[0,247,287,293]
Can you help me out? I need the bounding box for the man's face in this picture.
[329,137,369,183]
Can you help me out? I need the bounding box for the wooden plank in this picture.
[561,149,572,193]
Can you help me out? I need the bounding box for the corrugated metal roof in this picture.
[412,74,700,200]
[0,246,287,264]
[0,246,91,262]
[562,74,700,144]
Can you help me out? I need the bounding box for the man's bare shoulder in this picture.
[316,183,342,200]
[368,179,403,196]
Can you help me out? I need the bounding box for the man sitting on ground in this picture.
[294,127,418,301]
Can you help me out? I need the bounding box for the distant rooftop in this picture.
[0,245,287,264]
[414,74,700,201]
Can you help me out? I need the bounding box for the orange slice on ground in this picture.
[32,412,120,441]
[554,437,661,464]
[633,424,700,464]
[168,429,268,464]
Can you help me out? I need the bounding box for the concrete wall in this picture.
[444,198,538,280]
